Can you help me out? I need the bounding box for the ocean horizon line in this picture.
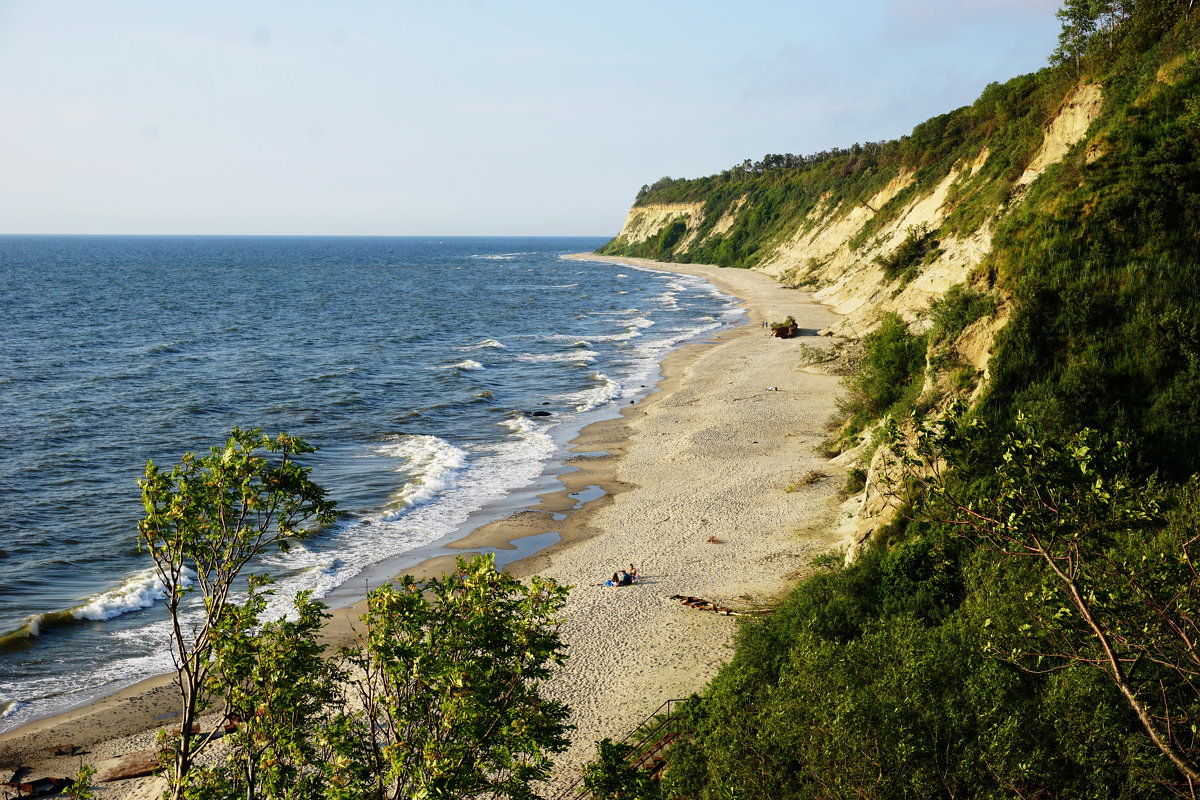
[0,232,610,240]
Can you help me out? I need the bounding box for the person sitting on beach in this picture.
[628,563,638,581]
[618,570,633,586]
[606,572,620,587]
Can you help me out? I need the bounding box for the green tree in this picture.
[182,584,341,800]
[141,431,573,800]
[839,312,927,427]
[137,429,336,800]
[325,554,572,800]
[582,738,661,800]
[889,410,1200,787]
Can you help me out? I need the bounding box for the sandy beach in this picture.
[0,255,847,797]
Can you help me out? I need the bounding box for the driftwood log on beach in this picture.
[1,775,72,797]
[669,595,770,617]
[94,749,161,783]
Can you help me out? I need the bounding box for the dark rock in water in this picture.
[531,410,552,417]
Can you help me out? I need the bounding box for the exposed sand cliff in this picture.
[614,80,1105,340]
[608,80,1107,554]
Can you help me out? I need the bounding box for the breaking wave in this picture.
[461,338,507,350]
[377,434,470,518]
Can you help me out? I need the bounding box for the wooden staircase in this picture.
[557,698,693,800]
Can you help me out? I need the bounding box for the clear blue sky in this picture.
[0,0,1063,236]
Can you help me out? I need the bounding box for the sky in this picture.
[0,0,1064,236]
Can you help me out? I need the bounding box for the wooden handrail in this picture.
[555,697,696,800]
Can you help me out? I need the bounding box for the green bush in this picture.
[839,312,927,434]
[843,466,867,495]
[928,284,997,344]
[875,223,940,282]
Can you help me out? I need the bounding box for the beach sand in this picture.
[0,256,847,797]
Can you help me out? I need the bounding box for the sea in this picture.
[0,235,741,733]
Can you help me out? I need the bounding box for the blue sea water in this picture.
[0,235,740,732]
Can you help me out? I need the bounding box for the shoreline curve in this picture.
[0,255,849,797]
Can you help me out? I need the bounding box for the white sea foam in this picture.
[72,569,168,622]
[515,350,598,364]
[376,434,469,517]
[461,338,507,350]
[254,416,558,614]
[656,284,685,309]
[0,699,23,721]
[66,566,197,624]
[584,316,656,343]
[213,421,560,623]
[441,359,484,371]
[558,371,621,412]
[502,415,535,435]
[470,252,534,261]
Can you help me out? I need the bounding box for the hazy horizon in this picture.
[1,1,1063,237]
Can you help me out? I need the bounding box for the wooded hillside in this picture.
[601,4,1200,797]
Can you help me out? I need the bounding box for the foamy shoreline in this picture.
[0,255,848,797]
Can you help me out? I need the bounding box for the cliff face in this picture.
[601,75,1113,553]
[603,14,1200,555]
[606,81,1104,345]
[621,14,1200,798]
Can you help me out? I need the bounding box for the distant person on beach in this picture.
[628,564,638,581]
[605,569,637,587]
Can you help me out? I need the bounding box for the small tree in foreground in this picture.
[140,431,572,800]
[187,583,341,800]
[137,429,336,800]
[170,553,571,800]
[326,553,572,800]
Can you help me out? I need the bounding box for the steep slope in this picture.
[603,77,1104,338]
[599,6,1200,798]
